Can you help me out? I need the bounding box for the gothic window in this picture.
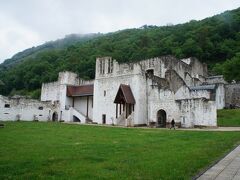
[99,60,102,74]
[110,59,113,73]
[99,60,105,74]
[108,59,113,73]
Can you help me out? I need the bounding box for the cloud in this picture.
[0,12,42,62]
[0,0,239,63]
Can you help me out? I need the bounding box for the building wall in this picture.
[93,56,217,127]
[0,95,55,121]
[40,71,95,122]
[93,57,147,125]
[41,71,81,102]
[215,84,225,109]
[58,71,80,85]
[41,81,60,102]
[74,96,93,120]
[3,55,219,127]
[148,89,180,124]
[177,99,216,127]
[93,74,147,125]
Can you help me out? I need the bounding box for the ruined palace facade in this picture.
[1,56,228,128]
[93,56,221,127]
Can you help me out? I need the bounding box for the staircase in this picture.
[116,112,134,126]
[70,107,87,123]
[116,112,126,126]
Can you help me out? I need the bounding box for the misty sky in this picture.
[0,0,240,63]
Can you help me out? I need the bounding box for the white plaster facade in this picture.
[0,95,56,121]
[1,56,228,128]
[92,56,219,127]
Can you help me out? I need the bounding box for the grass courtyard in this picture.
[0,122,240,179]
[218,109,240,127]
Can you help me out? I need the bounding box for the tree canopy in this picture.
[0,7,240,98]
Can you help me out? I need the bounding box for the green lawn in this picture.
[218,109,240,127]
[0,122,240,179]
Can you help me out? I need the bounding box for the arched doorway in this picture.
[157,110,167,127]
[52,112,58,122]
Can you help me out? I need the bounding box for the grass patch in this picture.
[0,122,240,179]
[218,109,240,127]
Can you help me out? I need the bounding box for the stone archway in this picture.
[52,112,58,122]
[157,110,167,127]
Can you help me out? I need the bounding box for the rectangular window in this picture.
[102,114,106,124]
[108,59,111,73]
[4,104,10,108]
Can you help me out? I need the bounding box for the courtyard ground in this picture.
[218,109,240,127]
[0,122,240,179]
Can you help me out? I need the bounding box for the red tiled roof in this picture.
[114,84,135,104]
[67,84,94,97]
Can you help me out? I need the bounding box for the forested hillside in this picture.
[0,7,239,98]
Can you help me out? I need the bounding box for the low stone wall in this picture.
[0,95,55,121]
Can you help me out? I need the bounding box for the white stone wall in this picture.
[215,84,225,109]
[40,71,94,122]
[93,74,146,125]
[93,56,217,127]
[41,71,81,102]
[175,86,210,100]
[177,99,216,127]
[58,71,80,85]
[74,96,93,120]
[148,88,180,124]
[93,58,147,125]
[0,95,54,121]
[41,81,60,102]
[37,56,219,127]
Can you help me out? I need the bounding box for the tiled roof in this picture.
[67,84,94,97]
[114,84,135,104]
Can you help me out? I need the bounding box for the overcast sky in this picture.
[0,0,239,63]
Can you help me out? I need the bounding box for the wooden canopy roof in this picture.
[114,84,135,104]
[67,84,94,97]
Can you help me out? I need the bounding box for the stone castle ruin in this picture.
[1,55,239,127]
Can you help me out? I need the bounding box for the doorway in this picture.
[157,110,166,127]
[52,112,58,122]
[102,114,106,124]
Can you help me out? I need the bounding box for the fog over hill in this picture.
[0,7,240,98]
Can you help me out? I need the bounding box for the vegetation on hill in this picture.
[1,122,240,179]
[0,33,102,68]
[0,7,239,98]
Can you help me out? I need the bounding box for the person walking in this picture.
[170,119,175,130]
